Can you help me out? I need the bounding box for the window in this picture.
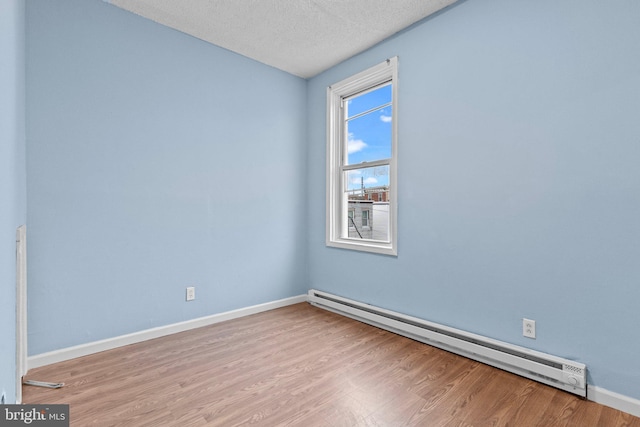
[326,57,398,256]
[362,209,369,228]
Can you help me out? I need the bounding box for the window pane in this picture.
[344,164,390,242]
[345,201,389,241]
[345,165,390,195]
[346,84,391,118]
[346,105,392,165]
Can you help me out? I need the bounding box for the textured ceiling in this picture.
[107,0,458,78]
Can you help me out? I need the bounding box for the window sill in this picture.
[326,238,397,256]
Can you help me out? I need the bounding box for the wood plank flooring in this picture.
[23,303,640,426]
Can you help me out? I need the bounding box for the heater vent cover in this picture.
[308,289,587,397]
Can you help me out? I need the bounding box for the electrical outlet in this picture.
[523,318,536,339]
[186,287,195,301]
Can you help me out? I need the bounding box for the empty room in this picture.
[2,0,640,425]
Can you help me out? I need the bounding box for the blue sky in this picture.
[345,83,392,191]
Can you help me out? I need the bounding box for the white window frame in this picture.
[326,57,398,256]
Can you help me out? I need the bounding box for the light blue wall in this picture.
[0,0,26,404]
[307,0,640,399]
[26,0,307,355]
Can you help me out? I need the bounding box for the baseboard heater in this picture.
[308,289,587,397]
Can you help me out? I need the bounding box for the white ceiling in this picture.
[107,0,458,78]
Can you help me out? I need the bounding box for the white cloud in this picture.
[347,133,367,153]
[351,176,378,185]
[380,115,392,123]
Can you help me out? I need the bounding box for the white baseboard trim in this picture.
[28,294,307,370]
[588,385,640,418]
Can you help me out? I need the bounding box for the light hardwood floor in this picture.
[23,303,640,426]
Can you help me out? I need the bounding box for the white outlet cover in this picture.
[523,318,536,339]
[186,287,195,301]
